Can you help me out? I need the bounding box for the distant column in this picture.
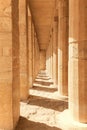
[52,13,58,87]
[32,24,35,82]
[50,37,53,79]
[46,44,50,76]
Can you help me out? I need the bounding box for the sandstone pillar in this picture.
[35,37,40,76]
[69,0,87,123]
[32,24,35,81]
[0,0,20,129]
[46,44,50,76]
[34,35,38,77]
[49,37,53,79]
[58,0,68,96]
[19,0,28,100]
[46,41,52,78]
[48,47,51,76]
[28,10,33,88]
[33,33,36,78]
[32,29,40,80]
[52,14,58,87]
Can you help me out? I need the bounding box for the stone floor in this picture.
[15,71,68,130]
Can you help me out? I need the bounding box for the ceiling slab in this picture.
[28,0,55,50]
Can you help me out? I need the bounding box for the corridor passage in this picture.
[16,71,68,130]
[1,0,87,129]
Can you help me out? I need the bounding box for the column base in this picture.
[53,91,68,100]
[57,109,87,130]
[57,91,68,98]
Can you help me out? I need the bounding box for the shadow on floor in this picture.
[15,117,62,130]
[32,85,57,93]
[37,74,49,77]
[28,95,68,112]
[36,77,51,80]
[34,80,53,86]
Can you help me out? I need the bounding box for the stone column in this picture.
[52,14,58,87]
[19,0,28,100]
[69,0,87,123]
[46,41,52,78]
[58,0,68,96]
[28,10,33,88]
[34,35,37,77]
[32,24,35,82]
[35,37,40,76]
[0,0,20,129]
[49,37,53,79]
[46,45,50,76]
[48,45,51,77]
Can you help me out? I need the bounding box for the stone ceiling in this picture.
[28,0,55,50]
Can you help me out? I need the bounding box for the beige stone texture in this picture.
[32,24,35,82]
[52,12,58,88]
[46,45,50,75]
[34,35,40,78]
[28,0,55,50]
[50,38,53,79]
[19,0,29,100]
[0,0,20,129]
[40,50,46,70]
[46,38,53,79]
[1,0,87,129]
[28,15,33,88]
[69,0,87,123]
[31,25,40,82]
[58,0,68,96]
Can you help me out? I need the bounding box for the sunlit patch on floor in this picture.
[16,71,68,130]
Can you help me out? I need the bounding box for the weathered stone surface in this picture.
[52,10,58,88]
[28,15,33,88]
[58,0,68,96]
[32,24,36,82]
[46,38,53,80]
[34,35,40,77]
[40,50,46,70]
[0,0,20,129]
[69,0,87,123]
[19,0,29,100]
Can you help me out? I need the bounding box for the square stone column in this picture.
[27,9,33,88]
[46,44,50,76]
[69,0,87,123]
[52,13,58,88]
[58,1,87,128]
[34,36,40,76]
[32,25,35,82]
[0,0,20,129]
[50,37,53,79]
[58,0,69,96]
[19,0,29,100]
[46,38,53,79]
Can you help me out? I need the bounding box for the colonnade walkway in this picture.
[15,71,68,130]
